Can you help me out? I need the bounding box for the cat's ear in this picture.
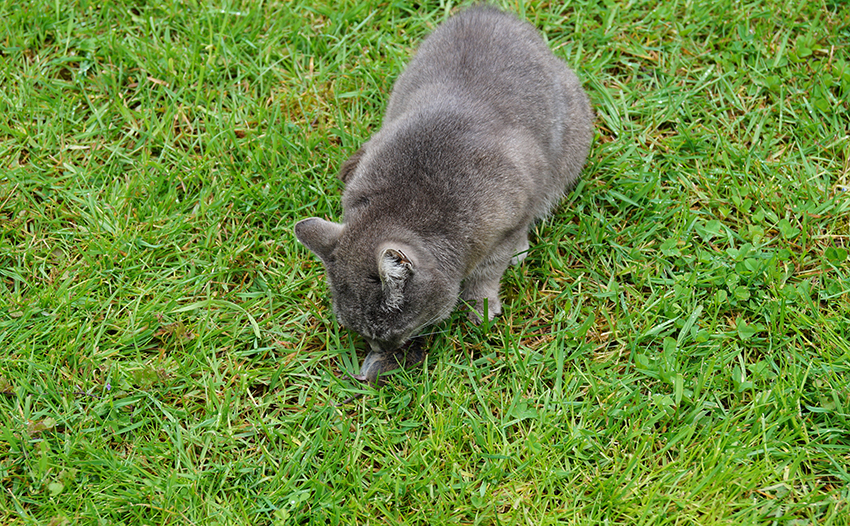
[378,248,413,311]
[294,218,344,264]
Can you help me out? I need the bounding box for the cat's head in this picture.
[294,217,457,352]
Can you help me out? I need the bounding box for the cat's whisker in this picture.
[416,327,450,339]
[415,309,454,336]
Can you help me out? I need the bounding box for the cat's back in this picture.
[386,7,576,127]
[343,6,592,235]
[382,6,591,195]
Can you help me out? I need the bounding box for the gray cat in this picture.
[295,6,593,384]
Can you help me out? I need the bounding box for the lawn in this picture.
[1,0,848,524]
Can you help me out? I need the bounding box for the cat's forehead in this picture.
[333,236,378,274]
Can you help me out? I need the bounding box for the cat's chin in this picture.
[354,338,427,385]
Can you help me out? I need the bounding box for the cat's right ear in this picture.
[294,218,344,264]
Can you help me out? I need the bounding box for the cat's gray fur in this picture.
[295,6,593,375]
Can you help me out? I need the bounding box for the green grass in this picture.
[1,0,849,524]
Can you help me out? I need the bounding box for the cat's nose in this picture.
[367,336,403,353]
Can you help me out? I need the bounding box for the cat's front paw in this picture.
[510,236,530,266]
[465,297,501,325]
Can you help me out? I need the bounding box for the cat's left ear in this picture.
[294,218,343,265]
[379,248,413,310]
